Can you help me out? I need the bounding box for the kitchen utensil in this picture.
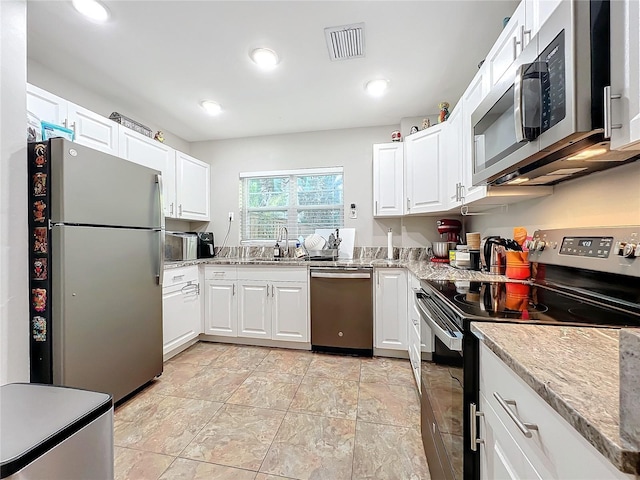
[504,239,523,251]
[505,251,530,279]
[513,227,527,247]
[466,232,481,250]
[432,241,456,258]
[304,234,326,251]
[436,219,462,243]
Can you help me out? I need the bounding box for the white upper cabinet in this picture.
[27,84,119,155]
[610,0,640,151]
[443,104,464,210]
[67,103,119,156]
[373,143,405,217]
[486,1,527,88]
[461,66,490,205]
[26,84,67,126]
[524,0,563,40]
[175,151,210,221]
[405,124,446,214]
[118,126,177,218]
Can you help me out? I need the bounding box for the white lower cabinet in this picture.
[478,342,635,480]
[374,268,408,350]
[162,266,200,359]
[203,266,309,343]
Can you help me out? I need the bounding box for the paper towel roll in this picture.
[387,229,393,260]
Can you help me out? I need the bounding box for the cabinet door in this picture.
[238,281,271,339]
[405,125,446,214]
[118,126,177,218]
[203,280,237,336]
[26,84,67,126]
[374,269,408,350]
[176,151,210,221]
[486,2,526,87]
[479,394,544,480]
[524,0,563,40]
[67,103,119,156]
[444,105,463,209]
[272,282,308,342]
[162,282,200,357]
[373,143,404,216]
[610,0,640,151]
[462,68,489,203]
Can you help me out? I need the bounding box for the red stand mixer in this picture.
[431,219,462,263]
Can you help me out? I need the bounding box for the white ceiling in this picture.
[27,1,518,142]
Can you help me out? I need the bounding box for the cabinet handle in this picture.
[271,285,274,297]
[178,204,183,216]
[520,25,531,48]
[375,200,378,215]
[513,35,521,60]
[604,86,622,139]
[232,284,235,296]
[266,285,269,297]
[170,202,174,215]
[406,197,410,210]
[493,392,538,438]
[470,402,485,451]
[459,184,466,203]
[172,274,185,281]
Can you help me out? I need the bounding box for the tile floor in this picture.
[114,342,430,480]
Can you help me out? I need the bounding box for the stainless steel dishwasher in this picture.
[310,266,373,356]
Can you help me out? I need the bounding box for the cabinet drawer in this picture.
[163,266,198,286]
[480,343,632,480]
[237,266,308,282]
[204,265,237,280]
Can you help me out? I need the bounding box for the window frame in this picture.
[239,167,344,245]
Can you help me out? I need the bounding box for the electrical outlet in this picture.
[228,212,234,221]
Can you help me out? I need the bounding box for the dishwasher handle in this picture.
[311,271,371,279]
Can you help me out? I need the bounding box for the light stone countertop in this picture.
[471,322,640,475]
[164,257,514,283]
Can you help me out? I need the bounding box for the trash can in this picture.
[0,383,113,479]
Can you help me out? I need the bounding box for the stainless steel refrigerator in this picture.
[28,138,164,403]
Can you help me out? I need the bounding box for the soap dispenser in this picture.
[273,242,280,258]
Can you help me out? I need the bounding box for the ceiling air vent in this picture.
[324,23,365,61]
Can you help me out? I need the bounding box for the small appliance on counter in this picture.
[436,219,462,243]
[195,232,215,258]
[165,232,197,261]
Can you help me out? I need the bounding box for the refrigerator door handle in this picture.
[156,174,165,285]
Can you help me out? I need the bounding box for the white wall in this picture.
[1,0,29,384]
[190,126,446,247]
[467,161,640,238]
[27,59,191,153]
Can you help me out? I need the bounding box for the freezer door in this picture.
[52,225,162,403]
[49,138,162,228]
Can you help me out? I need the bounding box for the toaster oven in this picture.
[164,233,197,261]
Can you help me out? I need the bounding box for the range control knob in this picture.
[526,239,537,250]
[536,241,546,252]
[622,243,637,258]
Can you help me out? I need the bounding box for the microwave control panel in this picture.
[559,237,613,258]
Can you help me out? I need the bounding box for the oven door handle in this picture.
[415,294,463,352]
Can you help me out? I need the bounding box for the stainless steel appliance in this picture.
[165,232,197,261]
[472,0,639,187]
[310,267,373,356]
[416,226,640,480]
[27,139,163,403]
[196,232,215,258]
[0,383,113,479]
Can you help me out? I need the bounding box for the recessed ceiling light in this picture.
[200,100,222,116]
[365,79,389,97]
[72,0,110,22]
[250,48,279,70]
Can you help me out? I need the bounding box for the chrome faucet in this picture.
[276,226,289,257]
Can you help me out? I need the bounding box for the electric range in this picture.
[415,226,640,480]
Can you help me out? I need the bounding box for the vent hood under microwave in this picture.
[472,0,640,188]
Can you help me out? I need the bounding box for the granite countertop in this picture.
[471,322,640,475]
[164,257,513,283]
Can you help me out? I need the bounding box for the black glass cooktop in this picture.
[424,280,640,328]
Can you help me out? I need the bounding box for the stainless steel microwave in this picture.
[472,0,639,187]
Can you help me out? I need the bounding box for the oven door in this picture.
[414,289,463,352]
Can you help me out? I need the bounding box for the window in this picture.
[240,167,344,243]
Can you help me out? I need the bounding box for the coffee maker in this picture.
[195,232,215,258]
[436,219,462,243]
